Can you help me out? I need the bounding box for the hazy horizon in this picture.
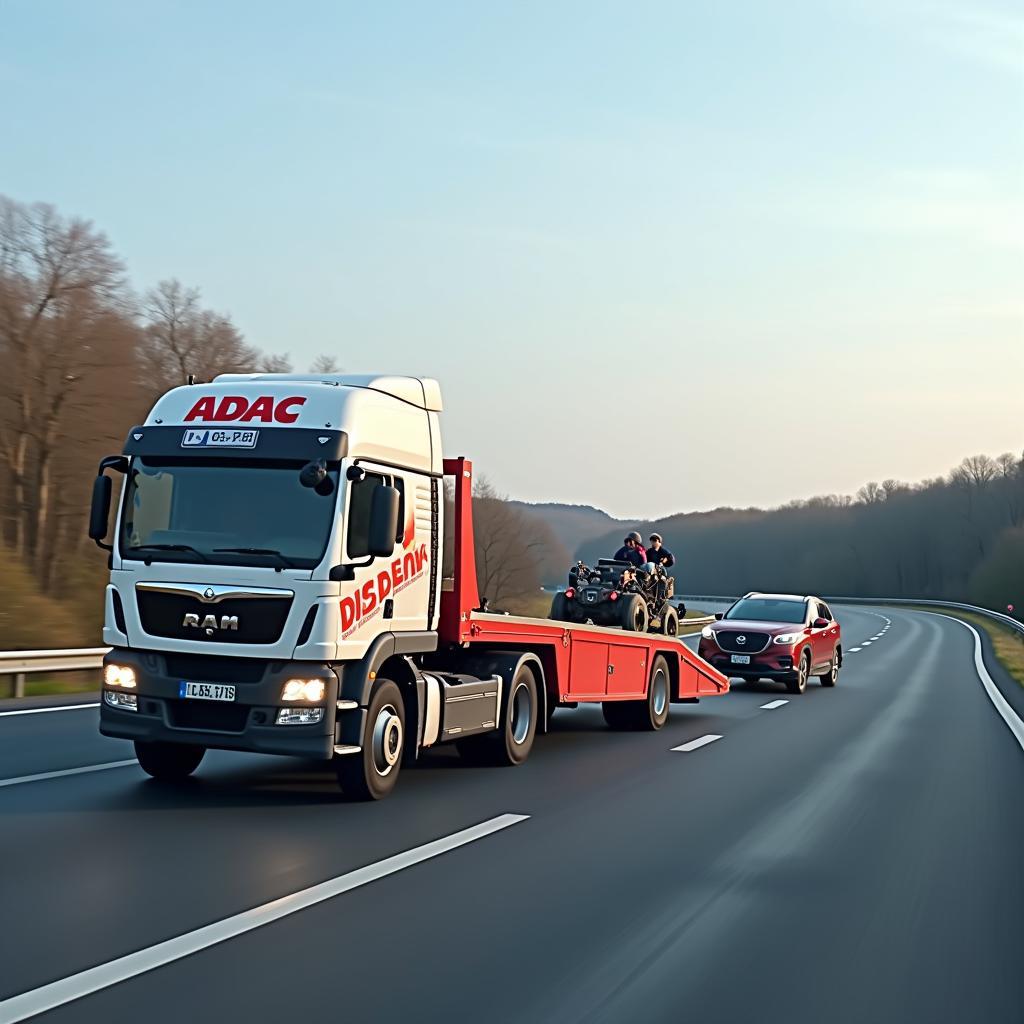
[2,0,1021,518]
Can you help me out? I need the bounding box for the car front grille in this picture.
[716,630,770,653]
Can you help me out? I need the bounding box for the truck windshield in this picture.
[119,457,339,569]
[724,598,807,623]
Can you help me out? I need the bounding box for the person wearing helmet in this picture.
[647,533,675,569]
[613,531,647,568]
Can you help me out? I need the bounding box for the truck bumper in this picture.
[98,648,340,760]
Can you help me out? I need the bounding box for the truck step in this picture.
[333,744,360,756]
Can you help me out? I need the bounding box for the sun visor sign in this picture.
[182,428,259,449]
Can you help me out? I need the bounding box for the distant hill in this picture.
[511,502,624,562]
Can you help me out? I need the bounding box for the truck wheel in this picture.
[660,606,680,637]
[550,593,569,621]
[786,650,811,695]
[336,679,405,800]
[818,649,839,687]
[457,664,538,767]
[637,656,671,730]
[620,594,649,632]
[135,740,205,781]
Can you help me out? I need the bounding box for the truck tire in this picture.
[602,655,671,730]
[336,679,405,800]
[786,650,811,695]
[620,594,649,632]
[135,740,205,781]
[818,649,839,687]
[660,606,680,637]
[457,663,538,767]
[550,592,570,621]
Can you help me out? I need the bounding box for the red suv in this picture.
[697,593,842,694]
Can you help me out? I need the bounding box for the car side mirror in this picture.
[89,474,112,543]
[813,617,828,629]
[368,485,400,557]
[714,612,724,620]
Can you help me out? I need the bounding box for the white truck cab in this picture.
[93,374,448,795]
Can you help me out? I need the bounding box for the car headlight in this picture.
[281,679,326,702]
[773,633,801,644]
[104,664,137,688]
[701,626,715,640]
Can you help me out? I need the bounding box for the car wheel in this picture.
[660,606,679,637]
[786,650,810,695]
[819,649,839,687]
[620,594,649,632]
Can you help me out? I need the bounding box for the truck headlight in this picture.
[104,664,136,688]
[700,626,715,640]
[773,633,800,644]
[281,679,326,702]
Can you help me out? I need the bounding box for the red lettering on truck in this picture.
[340,544,429,638]
[183,396,307,423]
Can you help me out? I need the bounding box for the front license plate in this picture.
[181,428,259,449]
[179,681,236,701]
[730,654,751,665]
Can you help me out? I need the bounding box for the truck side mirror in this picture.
[89,474,112,544]
[368,485,400,557]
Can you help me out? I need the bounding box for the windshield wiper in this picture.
[128,543,210,563]
[213,546,298,568]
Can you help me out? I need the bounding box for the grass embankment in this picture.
[906,606,1024,687]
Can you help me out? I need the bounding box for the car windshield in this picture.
[119,457,339,569]
[725,598,807,624]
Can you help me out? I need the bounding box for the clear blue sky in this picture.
[2,0,1021,517]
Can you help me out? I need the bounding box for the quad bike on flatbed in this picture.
[549,559,682,635]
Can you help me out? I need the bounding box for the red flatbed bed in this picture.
[439,458,729,708]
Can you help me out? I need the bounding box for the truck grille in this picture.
[163,654,268,684]
[716,630,770,653]
[137,590,292,645]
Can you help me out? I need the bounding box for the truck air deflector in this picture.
[122,426,348,461]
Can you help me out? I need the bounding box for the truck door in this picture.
[567,637,610,699]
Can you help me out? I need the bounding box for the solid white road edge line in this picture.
[0,703,99,718]
[672,734,722,752]
[0,813,530,1024]
[0,760,138,789]
[927,614,1024,754]
[760,700,788,710]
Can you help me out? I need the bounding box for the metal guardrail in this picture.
[0,648,108,699]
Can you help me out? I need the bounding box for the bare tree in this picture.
[856,481,885,504]
[258,352,293,373]
[311,354,341,373]
[0,196,127,568]
[138,279,261,393]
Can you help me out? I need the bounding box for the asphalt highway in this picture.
[2,605,1022,1024]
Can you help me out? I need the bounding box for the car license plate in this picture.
[730,654,751,665]
[181,428,259,449]
[179,681,236,701]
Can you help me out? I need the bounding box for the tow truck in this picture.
[89,374,728,799]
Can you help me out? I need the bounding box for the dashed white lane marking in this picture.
[0,760,138,789]
[672,734,722,752]
[760,700,789,710]
[0,813,530,1023]
[871,635,882,640]
[0,703,98,718]
[849,647,862,653]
